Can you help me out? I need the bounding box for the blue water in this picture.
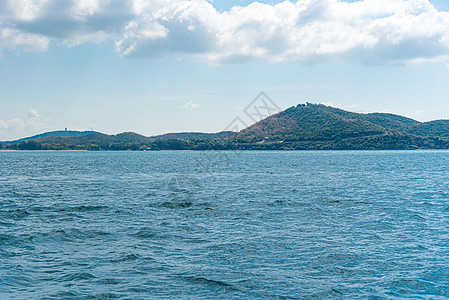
[1,150,449,299]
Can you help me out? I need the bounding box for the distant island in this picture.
[2,103,449,151]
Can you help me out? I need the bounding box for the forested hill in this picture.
[233,103,449,149]
[1,130,100,146]
[1,131,234,151]
[2,104,449,150]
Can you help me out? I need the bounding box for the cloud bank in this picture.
[1,0,449,64]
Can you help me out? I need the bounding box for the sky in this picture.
[1,0,449,141]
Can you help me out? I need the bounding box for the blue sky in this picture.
[1,0,449,140]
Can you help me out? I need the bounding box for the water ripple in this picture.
[1,151,449,298]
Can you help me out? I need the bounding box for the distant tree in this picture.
[17,141,42,150]
[88,144,100,151]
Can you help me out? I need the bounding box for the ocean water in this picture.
[1,150,449,299]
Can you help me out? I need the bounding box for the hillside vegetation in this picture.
[3,104,449,150]
[1,130,99,145]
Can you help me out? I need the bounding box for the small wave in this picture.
[260,294,300,300]
[131,227,158,239]
[1,274,36,287]
[49,291,78,298]
[0,249,15,258]
[179,275,240,291]
[0,208,30,220]
[58,272,96,282]
[161,200,193,209]
[30,205,109,216]
[0,233,14,244]
[125,287,151,293]
[38,229,111,242]
[181,237,209,244]
[0,220,13,226]
[96,278,122,285]
[110,254,139,263]
[85,292,119,299]
[0,233,33,248]
[198,202,216,210]
[58,205,109,213]
[43,229,73,242]
[409,213,427,221]
[331,288,343,295]
[268,199,286,206]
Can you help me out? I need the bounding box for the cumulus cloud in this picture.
[28,108,40,119]
[0,0,449,64]
[0,0,132,48]
[0,28,49,52]
[0,118,23,130]
[0,109,44,132]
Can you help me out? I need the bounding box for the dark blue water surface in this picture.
[1,150,449,299]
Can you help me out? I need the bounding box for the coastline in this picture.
[0,149,89,152]
[1,149,449,152]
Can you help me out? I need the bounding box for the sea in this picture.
[1,150,449,299]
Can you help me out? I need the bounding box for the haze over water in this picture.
[1,151,449,298]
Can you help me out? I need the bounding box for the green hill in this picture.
[404,120,449,139]
[362,113,420,131]
[3,104,449,150]
[231,103,449,150]
[235,104,386,142]
[5,131,233,151]
[1,130,100,145]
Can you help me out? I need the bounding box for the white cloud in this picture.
[0,28,49,52]
[5,0,49,22]
[0,120,8,129]
[0,0,133,48]
[1,0,449,64]
[71,0,101,20]
[0,109,46,132]
[4,118,23,130]
[28,108,40,119]
[181,100,201,109]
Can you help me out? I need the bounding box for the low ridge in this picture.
[1,130,100,146]
[2,104,449,150]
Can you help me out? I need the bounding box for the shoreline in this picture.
[1,149,449,152]
[0,149,89,152]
